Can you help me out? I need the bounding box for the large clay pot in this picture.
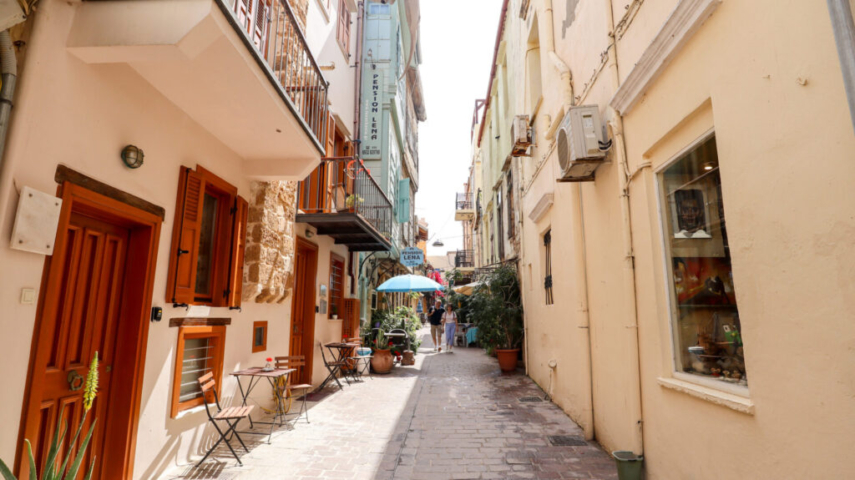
[496,349,519,373]
[371,349,394,374]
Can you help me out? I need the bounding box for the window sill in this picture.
[174,404,207,419]
[658,377,755,415]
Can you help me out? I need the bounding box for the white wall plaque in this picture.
[11,187,63,256]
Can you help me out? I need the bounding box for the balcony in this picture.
[455,193,475,221]
[67,0,328,179]
[296,158,393,252]
[455,250,475,269]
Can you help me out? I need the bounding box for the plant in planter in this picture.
[469,265,524,372]
[369,329,394,374]
[345,194,364,209]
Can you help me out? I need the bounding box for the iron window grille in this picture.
[544,230,553,305]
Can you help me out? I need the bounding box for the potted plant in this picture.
[345,194,364,210]
[470,265,524,372]
[369,329,394,374]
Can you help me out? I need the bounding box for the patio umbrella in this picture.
[452,282,482,296]
[376,274,445,293]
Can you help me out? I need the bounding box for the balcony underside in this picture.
[67,0,324,180]
[455,209,475,221]
[297,213,392,252]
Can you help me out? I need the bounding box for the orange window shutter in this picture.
[227,195,249,308]
[343,298,360,339]
[167,167,206,304]
[325,112,335,157]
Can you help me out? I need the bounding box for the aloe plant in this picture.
[0,352,99,480]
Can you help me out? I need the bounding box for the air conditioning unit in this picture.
[511,114,532,157]
[557,105,607,182]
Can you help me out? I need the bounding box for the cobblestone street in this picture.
[162,328,617,480]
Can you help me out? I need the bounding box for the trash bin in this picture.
[612,451,643,480]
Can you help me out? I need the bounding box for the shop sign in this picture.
[401,247,424,267]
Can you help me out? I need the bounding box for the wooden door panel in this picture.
[290,239,317,385]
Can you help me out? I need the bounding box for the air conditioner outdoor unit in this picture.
[511,114,532,157]
[557,105,607,182]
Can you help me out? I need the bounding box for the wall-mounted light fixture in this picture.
[121,145,145,169]
[305,230,315,239]
[702,161,717,171]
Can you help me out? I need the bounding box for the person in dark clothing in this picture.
[428,300,445,352]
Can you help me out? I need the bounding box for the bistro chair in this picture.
[274,356,312,424]
[196,372,254,466]
[319,340,350,389]
[345,337,372,382]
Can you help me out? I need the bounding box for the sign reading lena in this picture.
[401,247,425,267]
[361,69,384,159]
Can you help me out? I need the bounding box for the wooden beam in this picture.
[55,164,166,219]
[169,317,232,327]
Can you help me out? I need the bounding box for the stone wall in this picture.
[243,181,298,304]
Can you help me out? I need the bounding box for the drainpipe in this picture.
[604,0,645,456]
[540,0,594,440]
[353,0,364,141]
[0,30,17,187]
[826,0,855,133]
[543,0,574,141]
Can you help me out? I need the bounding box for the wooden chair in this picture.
[196,372,254,466]
[274,356,312,424]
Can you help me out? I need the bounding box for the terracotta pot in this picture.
[371,349,394,374]
[496,349,519,373]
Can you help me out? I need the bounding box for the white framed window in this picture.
[656,132,748,395]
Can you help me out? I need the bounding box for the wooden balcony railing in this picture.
[224,0,329,146]
[297,157,393,240]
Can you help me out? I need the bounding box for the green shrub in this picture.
[469,265,524,350]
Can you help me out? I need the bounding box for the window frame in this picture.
[252,321,268,353]
[166,165,248,309]
[654,130,749,397]
[329,253,345,319]
[336,0,351,57]
[171,326,226,418]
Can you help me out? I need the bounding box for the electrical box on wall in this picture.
[556,105,608,182]
[11,186,63,256]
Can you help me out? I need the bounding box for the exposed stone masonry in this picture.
[243,181,298,304]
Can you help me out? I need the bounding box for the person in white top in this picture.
[441,304,458,353]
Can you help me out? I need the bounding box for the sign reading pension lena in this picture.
[401,247,425,267]
[361,69,384,160]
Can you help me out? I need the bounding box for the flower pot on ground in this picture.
[371,349,394,374]
[496,349,520,372]
[469,265,524,373]
[369,329,394,374]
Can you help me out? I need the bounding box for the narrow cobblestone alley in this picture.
[163,328,618,480]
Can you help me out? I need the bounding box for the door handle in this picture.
[67,370,84,392]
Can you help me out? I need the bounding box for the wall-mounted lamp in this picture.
[702,161,717,171]
[121,145,145,169]
[305,230,315,239]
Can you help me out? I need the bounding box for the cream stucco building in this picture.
[464,0,855,478]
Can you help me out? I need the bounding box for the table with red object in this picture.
[230,367,295,443]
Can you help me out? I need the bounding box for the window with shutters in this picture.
[506,171,515,239]
[171,326,226,417]
[166,166,248,308]
[336,0,351,56]
[329,253,345,319]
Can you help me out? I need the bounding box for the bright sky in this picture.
[416,0,504,257]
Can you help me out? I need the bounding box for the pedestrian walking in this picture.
[427,300,445,352]
[442,304,458,353]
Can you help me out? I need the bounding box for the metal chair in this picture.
[274,356,312,424]
[318,341,349,389]
[345,337,372,382]
[196,372,254,466]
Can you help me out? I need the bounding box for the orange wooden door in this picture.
[289,238,318,385]
[20,212,129,479]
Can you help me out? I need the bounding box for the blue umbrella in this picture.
[376,274,445,292]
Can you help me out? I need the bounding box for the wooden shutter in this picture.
[167,167,206,304]
[227,195,249,308]
[325,112,335,157]
[397,178,410,224]
[342,298,360,339]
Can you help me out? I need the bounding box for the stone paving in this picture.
[161,328,618,480]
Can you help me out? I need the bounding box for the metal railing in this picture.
[456,192,473,211]
[455,250,474,268]
[297,157,393,240]
[223,0,329,145]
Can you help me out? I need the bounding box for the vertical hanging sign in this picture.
[361,69,384,160]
